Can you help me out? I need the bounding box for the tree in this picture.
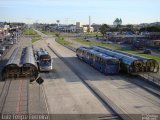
[140,26,160,32]
[113,18,122,27]
[126,24,133,29]
[99,24,110,36]
[122,24,135,33]
[55,33,60,37]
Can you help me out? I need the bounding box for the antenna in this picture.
[89,16,91,28]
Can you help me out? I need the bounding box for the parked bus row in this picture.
[76,46,159,75]
[76,47,120,75]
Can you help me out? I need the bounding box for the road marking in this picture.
[42,84,50,120]
[16,79,24,114]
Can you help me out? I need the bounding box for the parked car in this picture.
[0,46,6,54]
[8,41,14,45]
[0,38,4,42]
[5,45,10,49]
[143,49,152,54]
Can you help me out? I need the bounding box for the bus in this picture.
[35,48,53,72]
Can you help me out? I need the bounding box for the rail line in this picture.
[0,78,12,113]
[56,41,160,98]
[48,44,134,120]
[0,78,29,114]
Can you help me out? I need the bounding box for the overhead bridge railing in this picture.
[1,47,39,81]
[140,73,160,86]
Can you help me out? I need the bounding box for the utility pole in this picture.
[65,18,70,41]
[56,20,60,31]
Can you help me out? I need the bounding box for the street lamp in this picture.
[26,18,32,36]
[56,20,60,30]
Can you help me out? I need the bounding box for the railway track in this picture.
[0,78,29,114]
[56,41,160,98]
[0,78,12,113]
[48,45,134,120]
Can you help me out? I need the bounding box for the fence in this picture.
[140,73,160,86]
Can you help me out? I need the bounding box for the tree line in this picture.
[99,24,160,36]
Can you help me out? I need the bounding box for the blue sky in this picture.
[0,0,160,24]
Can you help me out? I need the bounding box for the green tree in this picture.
[126,24,133,29]
[55,33,60,37]
[99,24,110,36]
[140,26,160,32]
[122,24,135,33]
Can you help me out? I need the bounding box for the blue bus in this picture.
[76,47,120,75]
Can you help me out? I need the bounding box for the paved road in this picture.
[46,37,160,115]
[35,30,160,119]
[33,40,115,120]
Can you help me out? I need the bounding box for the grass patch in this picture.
[74,39,92,46]
[74,38,117,49]
[24,28,38,35]
[32,37,41,43]
[79,32,102,36]
[56,38,72,45]
[119,49,160,61]
[41,30,56,35]
[73,38,160,62]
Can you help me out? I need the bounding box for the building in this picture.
[146,40,160,47]
[82,25,94,33]
[76,22,81,28]
[91,24,101,32]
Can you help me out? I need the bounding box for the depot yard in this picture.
[0,26,160,120]
[57,34,160,62]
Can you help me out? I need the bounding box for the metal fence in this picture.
[140,73,160,86]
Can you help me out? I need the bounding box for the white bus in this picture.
[35,48,53,72]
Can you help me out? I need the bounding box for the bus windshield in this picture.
[40,55,51,60]
[39,60,51,66]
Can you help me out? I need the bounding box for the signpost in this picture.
[36,77,44,107]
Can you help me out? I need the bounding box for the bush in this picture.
[55,33,60,37]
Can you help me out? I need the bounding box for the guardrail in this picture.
[140,74,160,86]
[55,38,76,52]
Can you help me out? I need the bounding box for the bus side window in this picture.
[100,58,103,64]
[95,56,98,62]
[93,54,96,61]
[102,58,105,64]
[98,57,100,63]
[82,50,84,56]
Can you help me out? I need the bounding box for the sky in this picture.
[0,0,160,25]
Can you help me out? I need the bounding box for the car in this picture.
[0,38,3,42]
[0,46,5,54]
[143,49,152,54]
[8,41,14,45]
[5,45,10,49]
